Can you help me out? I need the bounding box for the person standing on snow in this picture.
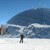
[20,34,24,43]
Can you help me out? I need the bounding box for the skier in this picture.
[20,34,24,43]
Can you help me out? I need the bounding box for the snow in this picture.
[28,23,50,28]
[7,23,50,28]
[0,38,50,50]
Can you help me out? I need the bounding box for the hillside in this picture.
[6,8,50,38]
[7,8,50,26]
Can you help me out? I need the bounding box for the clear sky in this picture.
[0,0,50,24]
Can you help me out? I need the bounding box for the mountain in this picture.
[6,8,50,38]
[7,8,50,26]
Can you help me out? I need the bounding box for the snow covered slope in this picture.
[0,38,50,50]
[6,23,50,38]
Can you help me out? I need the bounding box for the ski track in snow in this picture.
[0,38,50,50]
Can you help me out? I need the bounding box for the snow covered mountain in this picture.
[4,23,50,38]
[6,8,50,38]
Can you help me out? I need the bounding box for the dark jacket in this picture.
[20,34,24,39]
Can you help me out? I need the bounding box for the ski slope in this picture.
[0,38,50,50]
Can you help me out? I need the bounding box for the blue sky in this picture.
[0,0,50,24]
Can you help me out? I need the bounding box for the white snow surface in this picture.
[7,23,50,28]
[0,38,50,50]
